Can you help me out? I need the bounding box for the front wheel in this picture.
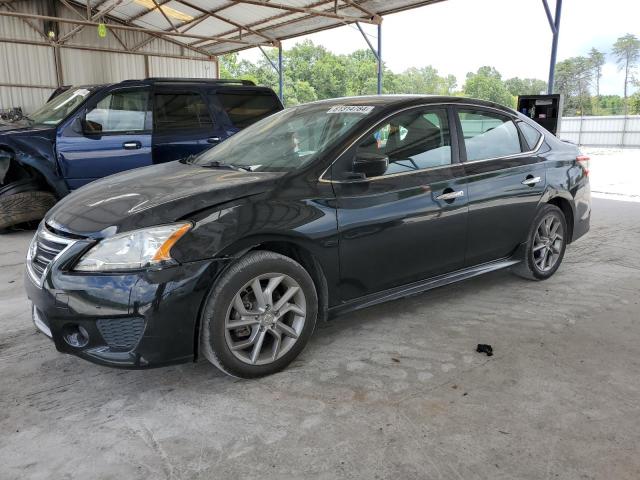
[512,204,568,280]
[200,250,318,378]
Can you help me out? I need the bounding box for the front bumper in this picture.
[25,250,230,369]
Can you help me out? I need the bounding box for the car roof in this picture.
[74,78,277,92]
[304,95,517,116]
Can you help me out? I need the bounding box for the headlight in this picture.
[74,223,192,272]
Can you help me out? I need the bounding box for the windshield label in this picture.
[327,105,374,114]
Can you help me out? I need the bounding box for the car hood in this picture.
[45,161,284,237]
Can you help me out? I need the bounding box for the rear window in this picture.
[216,92,282,128]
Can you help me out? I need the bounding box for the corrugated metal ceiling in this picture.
[68,0,446,56]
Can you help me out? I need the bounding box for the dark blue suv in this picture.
[0,78,283,229]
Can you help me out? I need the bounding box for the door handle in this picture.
[207,137,221,144]
[122,141,141,150]
[436,190,465,201]
[521,176,541,186]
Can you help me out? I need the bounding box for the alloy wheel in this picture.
[224,273,306,366]
[533,214,564,272]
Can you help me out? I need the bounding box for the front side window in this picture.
[154,93,213,131]
[85,89,150,133]
[355,107,452,176]
[458,109,522,161]
[216,92,282,128]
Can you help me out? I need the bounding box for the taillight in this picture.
[576,155,590,176]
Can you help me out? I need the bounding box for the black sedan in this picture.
[25,96,591,378]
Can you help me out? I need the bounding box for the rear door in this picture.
[152,88,224,163]
[455,107,547,266]
[56,86,152,189]
[212,88,283,136]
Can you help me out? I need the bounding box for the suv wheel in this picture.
[512,204,568,280]
[200,250,318,378]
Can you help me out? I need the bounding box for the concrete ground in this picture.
[1,150,639,480]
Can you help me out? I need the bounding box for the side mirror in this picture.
[82,119,103,134]
[352,152,388,179]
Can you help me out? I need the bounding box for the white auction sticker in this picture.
[327,105,375,114]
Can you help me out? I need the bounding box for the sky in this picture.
[239,0,640,96]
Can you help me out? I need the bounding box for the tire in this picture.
[512,204,568,281]
[0,182,57,230]
[200,250,318,378]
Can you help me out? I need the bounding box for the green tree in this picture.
[588,48,606,97]
[504,77,547,97]
[554,57,593,115]
[463,66,514,106]
[612,34,640,112]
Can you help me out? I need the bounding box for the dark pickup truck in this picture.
[0,78,283,229]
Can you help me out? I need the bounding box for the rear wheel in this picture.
[0,179,56,230]
[512,204,568,280]
[200,250,318,378]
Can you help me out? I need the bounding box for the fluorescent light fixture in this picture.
[135,0,194,22]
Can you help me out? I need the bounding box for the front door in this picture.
[331,106,468,301]
[455,107,547,266]
[152,90,226,163]
[57,86,152,189]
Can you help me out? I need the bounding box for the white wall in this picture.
[560,116,640,148]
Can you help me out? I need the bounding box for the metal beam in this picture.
[0,2,49,40]
[278,43,283,102]
[355,22,378,61]
[57,0,122,43]
[151,0,178,34]
[225,0,379,25]
[194,0,377,52]
[0,10,272,47]
[175,0,276,44]
[0,36,212,61]
[342,0,380,22]
[377,22,382,95]
[543,0,562,94]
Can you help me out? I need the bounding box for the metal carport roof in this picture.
[0,0,563,98]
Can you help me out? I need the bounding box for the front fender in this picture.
[0,136,68,197]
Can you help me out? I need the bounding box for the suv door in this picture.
[455,107,547,266]
[331,106,468,301]
[56,86,152,189]
[152,88,224,163]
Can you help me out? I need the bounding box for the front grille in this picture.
[96,318,145,350]
[27,224,78,286]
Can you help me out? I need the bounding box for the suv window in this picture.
[356,107,452,176]
[85,89,150,133]
[216,92,281,128]
[518,121,542,150]
[457,109,522,161]
[154,93,213,131]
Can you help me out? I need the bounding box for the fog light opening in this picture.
[63,325,90,348]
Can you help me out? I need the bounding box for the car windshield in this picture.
[29,87,94,126]
[189,103,377,172]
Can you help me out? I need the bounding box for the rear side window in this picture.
[154,93,213,131]
[518,121,542,150]
[457,109,522,161]
[216,92,281,128]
